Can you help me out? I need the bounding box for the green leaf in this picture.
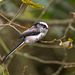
[21,0,44,8]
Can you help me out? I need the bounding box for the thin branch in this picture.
[0,65,5,75]
[64,21,72,36]
[9,3,24,24]
[41,36,65,43]
[51,66,64,75]
[69,25,75,31]
[0,12,74,25]
[0,55,10,75]
[12,22,26,28]
[9,24,21,34]
[0,37,15,66]
[70,12,75,20]
[1,37,75,66]
[51,48,68,75]
[21,4,29,15]
[0,13,26,28]
[0,24,21,34]
[15,52,75,65]
[0,24,8,27]
[22,66,28,75]
[0,37,9,53]
[18,18,74,26]
[0,13,10,22]
[64,64,75,68]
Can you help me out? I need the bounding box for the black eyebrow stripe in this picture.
[40,24,47,28]
[40,24,46,26]
[34,23,47,29]
[34,23,40,26]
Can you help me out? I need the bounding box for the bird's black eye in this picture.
[43,25,46,28]
[34,23,39,27]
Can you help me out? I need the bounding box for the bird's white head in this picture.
[34,22,49,30]
[34,22,49,34]
[39,22,49,29]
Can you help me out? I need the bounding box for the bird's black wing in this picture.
[18,30,40,38]
[18,25,40,38]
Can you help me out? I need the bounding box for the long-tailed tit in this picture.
[2,22,49,63]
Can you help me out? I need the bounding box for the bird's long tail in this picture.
[2,40,25,63]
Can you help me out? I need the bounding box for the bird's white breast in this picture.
[25,33,46,43]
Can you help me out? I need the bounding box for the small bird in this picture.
[2,22,49,63]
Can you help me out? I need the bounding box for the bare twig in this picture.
[0,24,21,34]
[0,12,74,25]
[12,22,26,28]
[17,53,75,65]
[21,4,29,15]
[70,12,75,20]
[9,24,21,34]
[22,66,28,75]
[2,63,10,75]
[64,64,75,68]
[0,37,15,66]
[18,18,73,26]
[0,55,10,75]
[51,49,67,75]
[0,37,9,53]
[0,65,5,75]
[0,13,10,22]
[0,13,26,28]
[69,25,75,31]
[9,3,24,24]
[64,21,72,36]
[64,12,75,36]
[41,36,65,43]
[0,24,8,27]
[51,66,64,75]
[0,3,26,34]
[1,37,75,66]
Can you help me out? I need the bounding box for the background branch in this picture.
[9,3,24,24]
[0,13,26,28]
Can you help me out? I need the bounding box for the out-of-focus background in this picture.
[0,0,75,75]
